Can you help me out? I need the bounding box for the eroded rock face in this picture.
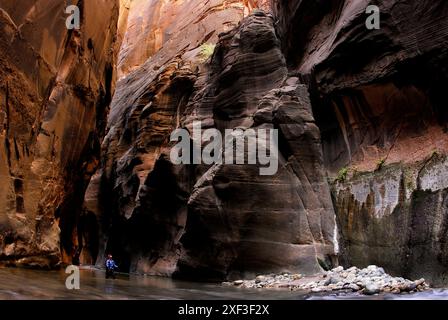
[116,0,248,78]
[0,0,120,267]
[83,0,256,277]
[275,0,448,173]
[4,0,447,285]
[85,3,337,279]
[177,12,336,280]
[83,1,245,275]
[333,155,448,285]
[273,0,448,284]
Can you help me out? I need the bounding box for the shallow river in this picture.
[0,267,447,300]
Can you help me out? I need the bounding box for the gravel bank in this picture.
[224,265,430,295]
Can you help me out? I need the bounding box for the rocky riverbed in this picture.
[225,266,430,295]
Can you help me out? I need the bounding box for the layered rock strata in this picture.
[2,0,448,286]
[0,0,120,267]
[85,5,337,279]
[273,0,448,285]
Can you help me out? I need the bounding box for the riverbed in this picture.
[0,267,447,300]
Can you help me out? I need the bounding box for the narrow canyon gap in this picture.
[0,0,447,285]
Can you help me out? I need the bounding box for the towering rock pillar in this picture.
[84,1,336,279]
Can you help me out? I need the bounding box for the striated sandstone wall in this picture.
[84,1,337,279]
[116,0,271,78]
[3,0,448,285]
[273,0,448,285]
[274,0,448,173]
[0,0,120,267]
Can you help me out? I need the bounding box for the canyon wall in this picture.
[0,0,120,267]
[2,0,448,285]
[83,1,337,279]
[273,0,448,284]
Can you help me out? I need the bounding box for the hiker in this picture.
[105,254,118,279]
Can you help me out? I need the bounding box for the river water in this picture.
[0,267,447,300]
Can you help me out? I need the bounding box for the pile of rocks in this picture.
[225,265,430,295]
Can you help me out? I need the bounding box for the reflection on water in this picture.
[0,267,306,300]
[0,267,447,300]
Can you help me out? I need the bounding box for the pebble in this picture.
[364,283,380,295]
[332,266,344,273]
[415,278,425,286]
[348,283,360,291]
[292,274,302,280]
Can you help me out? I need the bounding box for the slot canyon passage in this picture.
[0,0,448,298]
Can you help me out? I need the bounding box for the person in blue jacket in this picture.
[105,254,118,279]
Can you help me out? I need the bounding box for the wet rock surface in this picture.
[334,155,448,286]
[226,265,430,295]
